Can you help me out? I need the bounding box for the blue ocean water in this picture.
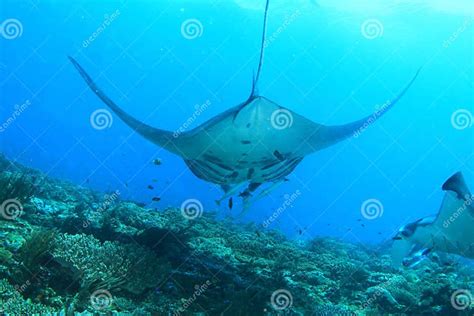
[1,0,473,245]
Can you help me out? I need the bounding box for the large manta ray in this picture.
[391,172,474,267]
[69,0,420,206]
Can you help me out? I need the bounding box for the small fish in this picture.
[273,150,285,161]
[125,183,128,187]
[152,197,161,202]
[153,159,162,166]
[361,224,366,227]
[152,179,158,182]
[147,185,154,190]
[239,191,251,199]
[357,219,362,222]
[255,230,261,238]
[228,197,233,210]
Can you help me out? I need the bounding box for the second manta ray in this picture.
[69,0,420,207]
[391,172,474,267]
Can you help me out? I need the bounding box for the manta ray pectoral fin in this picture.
[68,56,182,155]
[435,172,474,225]
[442,171,472,201]
[392,172,473,265]
[309,68,422,152]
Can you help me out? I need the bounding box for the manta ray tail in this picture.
[68,56,179,154]
[233,0,270,122]
[250,0,270,99]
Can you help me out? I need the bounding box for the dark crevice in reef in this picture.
[0,153,472,315]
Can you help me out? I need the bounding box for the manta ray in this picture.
[391,172,474,267]
[69,0,420,206]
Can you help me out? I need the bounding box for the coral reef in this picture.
[0,154,473,315]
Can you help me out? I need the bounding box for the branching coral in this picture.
[0,279,57,314]
[51,233,170,295]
